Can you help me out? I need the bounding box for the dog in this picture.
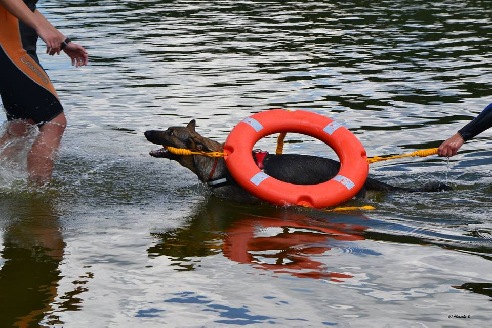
[145,120,449,204]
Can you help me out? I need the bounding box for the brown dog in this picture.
[145,120,449,204]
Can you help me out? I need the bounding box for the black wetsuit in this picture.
[0,0,64,126]
[458,103,492,141]
[20,0,40,62]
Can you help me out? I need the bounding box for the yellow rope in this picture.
[165,144,439,165]
[366,148,438,164]
[166,144,439,166]
[300,203,376,211]
[327,205,376,212]
[274,132,438,164]
[165,146,226,158]
[276,132,286,155]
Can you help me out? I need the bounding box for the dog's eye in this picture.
[168,129,175,136]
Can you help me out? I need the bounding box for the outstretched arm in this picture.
[0,0,65,52]
[438,103,492,157]
[457,103,492,141]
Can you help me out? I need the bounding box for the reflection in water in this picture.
[0,194,89,326]
[0,195,64,326]
[0,0,490,325]
[223,216,366,281]
[149,197,376,281]
[148,196,492,306]
[453,283,492,301]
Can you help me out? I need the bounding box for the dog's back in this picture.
[263,154,339,185]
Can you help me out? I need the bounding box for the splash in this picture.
[0,122,38,191]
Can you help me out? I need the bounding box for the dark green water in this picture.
[1,0,491,326]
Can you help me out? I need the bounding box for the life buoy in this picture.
[223,109,368,208]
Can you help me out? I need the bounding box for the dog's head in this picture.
[144,120,222,175]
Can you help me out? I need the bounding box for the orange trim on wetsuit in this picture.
[0,5,57,96]
[0,3,63,126]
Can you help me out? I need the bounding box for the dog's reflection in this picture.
[148,197,371,280]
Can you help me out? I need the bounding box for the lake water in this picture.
[1,0,491,327]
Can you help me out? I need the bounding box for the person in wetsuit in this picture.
[0,0,88,185]
[438,103,492,157]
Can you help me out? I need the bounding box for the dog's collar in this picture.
[207,157,219,181]
[206,156,233,189]
[207,150,269,189]
[253,150,268,169]
[207,172,234,189]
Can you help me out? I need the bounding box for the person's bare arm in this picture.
[32,9,68,55]
[33,9,89,66]
[0,0,64,52]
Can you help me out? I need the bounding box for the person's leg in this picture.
[0,119,34,158]
[27,113,66,185]
[1,8,66,185]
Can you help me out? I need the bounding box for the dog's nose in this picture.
[144,131,152,139]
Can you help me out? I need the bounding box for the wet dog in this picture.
[145,120,448,204]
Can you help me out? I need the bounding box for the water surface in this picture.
[1,0,491,327]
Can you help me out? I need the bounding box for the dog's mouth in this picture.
[149,147,171,158]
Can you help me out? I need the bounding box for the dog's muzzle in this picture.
[149,148,170,158]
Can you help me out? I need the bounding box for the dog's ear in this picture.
[186,120,196,132]
[187,136,210,152]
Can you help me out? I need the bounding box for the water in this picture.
[1,0,491,326]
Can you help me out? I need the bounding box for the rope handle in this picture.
[367,148,438,164]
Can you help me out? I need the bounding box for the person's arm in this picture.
[457,103,492,141]
[32,9,88,66]
[32,9,67,55]
[438,103,492,157]
[0,0,64,52]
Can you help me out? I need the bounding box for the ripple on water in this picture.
[1,1,492,326]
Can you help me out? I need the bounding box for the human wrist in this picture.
[60,37,72,50]
[456,130,468,142]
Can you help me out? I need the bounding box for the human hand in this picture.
[63,42,89,67]
[438,133,465,157]
[36,25,65,55]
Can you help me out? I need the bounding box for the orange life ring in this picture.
[223,109,368,208]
